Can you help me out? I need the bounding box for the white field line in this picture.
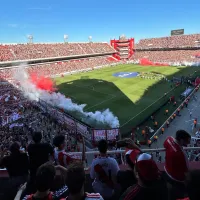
[85,95,116,110]
[71,83,115,97]
[121,86,177,127]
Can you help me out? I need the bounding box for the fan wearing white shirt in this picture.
[90,139,120,199]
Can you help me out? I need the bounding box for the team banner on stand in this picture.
[93,130,107,141]
[92,129,120,142]
[107,129,119,141]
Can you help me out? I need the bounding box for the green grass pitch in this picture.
[55,64,199,136]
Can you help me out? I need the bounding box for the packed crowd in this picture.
[0,43,115,62]
[133,50,200,63]
[0,82,199,200]
[0,81,199,200]
[1,38,200,200]
[0,56,118,80]
[135,34,200,49]
[0,128,199,200]
[0,98,81,156]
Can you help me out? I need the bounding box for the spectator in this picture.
[120,152,168,200]
[117,149,139,194]
[53,135,85,168]
[0,142,29,178]
[15,162,68,200]
[0,142,29,200]
[90,139,119,199]
[164,130,191,200]
[27,132,54,193]
[62,162,104,200]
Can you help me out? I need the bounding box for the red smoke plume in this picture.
[140,58,169,66]
[30,73,56,92]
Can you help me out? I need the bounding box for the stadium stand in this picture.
[1,35,200,200]
[0,56,119,79]
[0,43,115,62]
[133,34,200,64]
[135,34,200,49]
[134,50,200,63]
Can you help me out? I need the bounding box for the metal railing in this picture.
[1,147,200,174]
[69,146,200,168]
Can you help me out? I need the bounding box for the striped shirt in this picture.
[62,193,104,200]
[22,185,68,200]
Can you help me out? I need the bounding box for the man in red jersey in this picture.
[164,130,191,200]
[53,135,85,168]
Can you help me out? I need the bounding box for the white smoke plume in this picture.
[13,65,120,128]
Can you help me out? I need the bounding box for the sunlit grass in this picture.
[54,64,199,134]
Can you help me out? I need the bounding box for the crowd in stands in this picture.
[133,50,200,63]
[0,43,115,62]
[0,82,83,158]
[1,78,199,200]
[133,34,200,64]
[0,56,118,80]
[135,34,200,49]
[0,127,200,200]
[1,35,200,200]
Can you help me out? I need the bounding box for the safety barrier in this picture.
[1,147,200,177]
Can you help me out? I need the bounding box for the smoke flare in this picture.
[14,65,120,128]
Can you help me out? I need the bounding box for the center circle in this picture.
[113,72,139,78]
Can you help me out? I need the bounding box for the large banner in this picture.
[93,130,106,142]
[93,129,120,142]
[107,129,119,141]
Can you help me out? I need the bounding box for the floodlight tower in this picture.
[64,34,68,43]
[88,36,92,43]
[27,35,33,44]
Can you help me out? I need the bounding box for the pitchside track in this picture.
[55,64,200,136]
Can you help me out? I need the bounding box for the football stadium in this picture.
[55,63,200,135]
[1,0,200,199]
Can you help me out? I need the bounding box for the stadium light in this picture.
[64,34,68,43]
[88,36,92,43]
[27,35,33,44]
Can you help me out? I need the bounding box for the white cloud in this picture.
[8,24,18,28]
[27,6,51,10]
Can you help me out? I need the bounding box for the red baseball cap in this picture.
[126,150,160,181]
[136,153,160,181]
[125,149,141,164]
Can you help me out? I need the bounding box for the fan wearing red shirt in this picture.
[53,135,85,168]
[164,130,191,200]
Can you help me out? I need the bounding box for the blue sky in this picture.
[0,0,200,43]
